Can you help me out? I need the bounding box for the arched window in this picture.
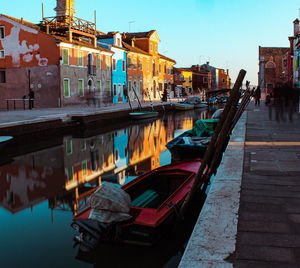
[265,61,276,68]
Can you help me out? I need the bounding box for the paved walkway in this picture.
[0,100,175,128]
[235,102,300,267]
[180,101,300,267]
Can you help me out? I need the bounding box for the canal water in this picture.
[0,106,221,268]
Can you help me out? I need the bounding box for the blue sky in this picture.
[2,0,300,85]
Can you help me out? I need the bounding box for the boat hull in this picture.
[72,159,206,248]
[129,111,159,120]
[173,103,194,111]
[0,136,13,150]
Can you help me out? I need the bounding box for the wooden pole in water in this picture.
[180,69,246,215]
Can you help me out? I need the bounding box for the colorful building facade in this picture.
[258,46,289,94]
[98,32,127,104]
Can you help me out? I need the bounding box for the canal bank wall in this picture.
[179,111,247,267]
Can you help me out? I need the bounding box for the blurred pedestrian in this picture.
[28,89,34,109]
[254,86,261,106]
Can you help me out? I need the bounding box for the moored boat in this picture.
[71,159,207,250]
[0,136,13,150]
[166,120,216,161]
[184,96,207,109]
[129,111,159,120]
[173,102,194,111]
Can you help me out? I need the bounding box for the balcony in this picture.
[88,65,96,76]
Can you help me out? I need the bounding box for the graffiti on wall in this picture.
[0,17,49,67]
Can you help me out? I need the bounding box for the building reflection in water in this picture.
[0,108,215,218]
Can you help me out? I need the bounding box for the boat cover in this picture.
[186,120,214,137]
[88,182,132,223]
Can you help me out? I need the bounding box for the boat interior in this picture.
[126,170,192,209]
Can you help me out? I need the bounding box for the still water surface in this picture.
[0,107,220,268]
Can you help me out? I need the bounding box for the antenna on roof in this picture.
[129,20,135,32]
[299,8,300,19]
[42,3,44,20]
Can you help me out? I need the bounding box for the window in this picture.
[82,161,87,177]
[78,79,84,96]
[150,43,153,51]
[0,50,4,58]
[128,57,131,68]
[0,70,5,83]
[147,60,149,72]
[122,60,125,72]
[117,38,120,47]
[0,27,4,39]
[107,80,111,90]
[138,59,142,70]
[106,56,110,70]
[159,64,161,73]
[222,78,225,83]
[66,139,72,154]
[96,54,101,69]
[97,80,101,91]
[174,74,177,81]
[189,76,192,82]
[128,80,132,91]
[133,58,137,70]
[64,79,70,97]
[80,141,86,151]
[204,77,208,83]
[155,44,158,52]
[164,64,167,73]
[78,51,83,66]
[140,80,143,91]
[66,167,74,182]
[62,49,69,65]
[115,149,119,161]
[113,84,117,96]
[168,67,170,75]
[113,59,116,71]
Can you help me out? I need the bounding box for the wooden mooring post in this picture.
[180,69,247,215]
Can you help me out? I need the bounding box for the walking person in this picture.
[254,86,261,106]
[28,89,34,109]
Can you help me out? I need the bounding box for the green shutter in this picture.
[63,49,69,65]
[78,51,83,66]
[78,80,83,96]
[64,79,70,97]
[97,55,100,69]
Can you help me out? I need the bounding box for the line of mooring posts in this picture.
[180,69,247,215]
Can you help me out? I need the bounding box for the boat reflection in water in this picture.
[0,106,222,267]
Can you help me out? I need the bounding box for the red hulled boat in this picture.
[71,159,207,250]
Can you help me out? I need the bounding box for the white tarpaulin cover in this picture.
[88,182,132,223]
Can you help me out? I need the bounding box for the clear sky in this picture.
[2,0,300,85]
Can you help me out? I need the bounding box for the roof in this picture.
[174,67,193,72]
[259,47,289,56]
[158,53,176,63]
[0,14,40,30]
[97,32,120,39]
[122,41,151,56]
[122,30,156,40]
[0,14,112,53]
[55,36,113,53]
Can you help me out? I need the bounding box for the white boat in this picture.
[184,96,207,109]
[0,136,13,150]
[129,111,159,120]
[173,102,194,111]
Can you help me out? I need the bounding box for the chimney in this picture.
[197,64,200,72]
[294,19,299,36]
[227,69,229,76]
[54,0,76,19]
[206,61,210,65]
[131,38,135,47]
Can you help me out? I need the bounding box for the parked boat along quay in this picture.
[1,98,300,267]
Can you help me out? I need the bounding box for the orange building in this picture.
[122,30,176,101]
[0,1,113,108]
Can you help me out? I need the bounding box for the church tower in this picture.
[54,0,76,18]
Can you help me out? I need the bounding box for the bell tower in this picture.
[54,0,76,18]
